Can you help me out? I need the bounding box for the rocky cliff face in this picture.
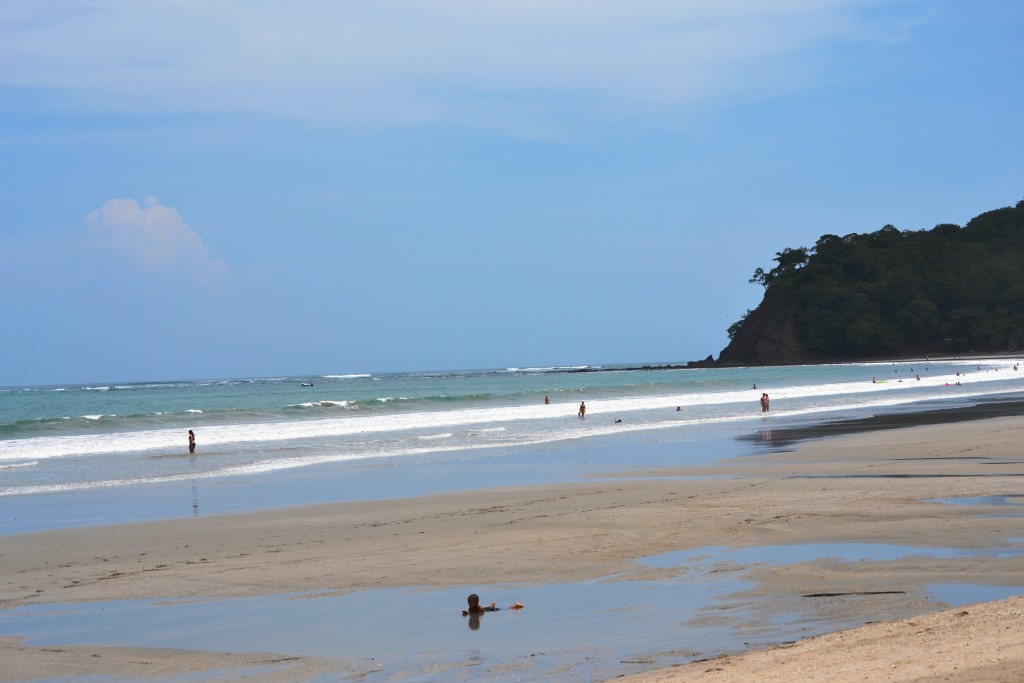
[698,200,1024,367]
[715,288,808,366]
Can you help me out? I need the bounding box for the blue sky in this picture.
[2,1,1022,385]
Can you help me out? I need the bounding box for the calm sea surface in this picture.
[3,359,1023,533]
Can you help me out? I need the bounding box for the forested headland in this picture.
[714,199,1024,366]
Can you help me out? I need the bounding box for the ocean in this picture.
[5,358,1024,682]
[3,358,1024,534]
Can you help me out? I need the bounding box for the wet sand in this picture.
[2,415,1024,681]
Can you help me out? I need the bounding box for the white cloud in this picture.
[86,196,228,282]
[0,0,925,131]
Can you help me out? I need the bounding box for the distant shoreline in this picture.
[558,350,1024,374]
[741,396,1024,448]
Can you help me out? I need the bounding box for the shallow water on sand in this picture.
[4,542,1022,682]
[0,431,742,535]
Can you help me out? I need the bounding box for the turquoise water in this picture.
[4,363,1024,681]
[2,358,1024,533]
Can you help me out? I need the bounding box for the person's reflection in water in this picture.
[466,611,483,630]
[461,593,524,630]
[189,453,200,516]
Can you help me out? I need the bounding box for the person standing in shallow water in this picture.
[188,430,196,454]
[578,401,586,418]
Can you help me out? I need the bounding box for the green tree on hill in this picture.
[720,200,1024,364]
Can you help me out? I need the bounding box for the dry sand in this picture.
[617,596,1024,683]
[2,416,1023,681]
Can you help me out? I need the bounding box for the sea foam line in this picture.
[2,367,1022,462]
[2,384,1023,497]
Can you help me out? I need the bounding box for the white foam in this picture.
[508,365,593,373]
[3,361,1022,466]
[287,400,352,409]
[0,435,596,497]
[4,375,1023,496]
[0,461,37,470]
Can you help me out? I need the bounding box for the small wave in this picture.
[323,373,372,380]
[148,452,200,460]
[83,414,105,421]
[465,427,508,436]
[0,461,38,470]
[507,365,593,374]
[319,400,352,408]
[418,433,453,440]
[186,409,203,414]
[285,400,353,410]
[85,386,110,391]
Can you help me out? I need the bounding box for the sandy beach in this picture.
[2,415,1024,681]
